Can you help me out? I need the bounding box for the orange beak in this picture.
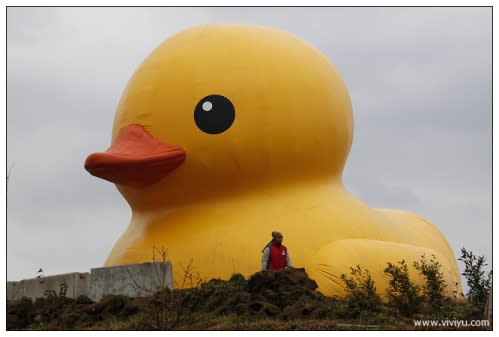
[84,124,186,187]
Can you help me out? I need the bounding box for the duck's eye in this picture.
[194,94,235,134]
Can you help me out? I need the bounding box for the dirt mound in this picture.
[248,268,317,293]
[248,268,318,293]
[7,268,338,330]
[246,268,326,319]
[161,268,331,320]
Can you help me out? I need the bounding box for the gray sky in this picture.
[7,7,491,287]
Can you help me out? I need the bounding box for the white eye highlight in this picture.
[202,101,213,111]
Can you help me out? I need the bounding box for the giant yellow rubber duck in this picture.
[85,24,462,297]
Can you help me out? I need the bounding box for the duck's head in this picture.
[85,24,354,210]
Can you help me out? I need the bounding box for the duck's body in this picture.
[86,24,462,297]
[105,179,461,297]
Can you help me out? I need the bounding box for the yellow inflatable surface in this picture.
[85,24,462,297]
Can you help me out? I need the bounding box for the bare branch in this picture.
[126,267,155,294]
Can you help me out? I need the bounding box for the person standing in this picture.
[261,231,293,271]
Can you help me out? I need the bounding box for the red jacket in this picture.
[268,243,288,270]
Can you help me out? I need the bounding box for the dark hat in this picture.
[272,231,283,238]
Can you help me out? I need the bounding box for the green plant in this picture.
[41,279,68,300]
[14,297,34,329]
[340,265,382,317]
[29,314,46,330]
[43,290,58,300]
[458,247,492,306]
[384,260,422,316]
[413,254,447,313]
[59,280,68,297]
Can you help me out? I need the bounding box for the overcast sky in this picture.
[6,7,491,286]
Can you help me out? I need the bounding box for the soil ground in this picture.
[6,268,489,331]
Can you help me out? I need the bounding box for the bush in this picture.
[413,254,447,313]
[458,247,492,306]
[14,297,35,329]
[384,260,422,316]
[340,265,382,317]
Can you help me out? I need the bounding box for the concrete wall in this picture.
[7,262,173,302]
[7,272,90,301]
[7,281,24,301]
[89,262,173,301]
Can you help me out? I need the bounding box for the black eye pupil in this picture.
[194,94,235,134]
